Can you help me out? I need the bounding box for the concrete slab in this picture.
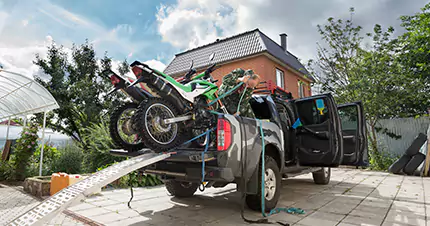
[3,168,430,226]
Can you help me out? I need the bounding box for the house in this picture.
[163,29,314,98]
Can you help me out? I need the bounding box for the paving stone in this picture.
[296,216,338,226]
[341,215,384,226]
[336,223,357,226]
[381,222,417,226]
[319,200,357,215]
[384,209,426,226]
[350,205,389,219]
[89,211,131,224]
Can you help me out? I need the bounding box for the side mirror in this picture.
[189,60,194,70]
[209,53,215,62]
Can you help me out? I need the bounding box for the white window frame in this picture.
[276,68,284,88]
[298,81,305,98]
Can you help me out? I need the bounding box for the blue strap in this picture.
[257,119,305,218]
[207,82,244,107]
[201,131,211,183]
[180,127,216,146]
[236,86,248,114]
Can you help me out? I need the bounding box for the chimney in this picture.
[280,33,287,51]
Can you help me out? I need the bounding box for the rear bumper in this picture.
[110,149,235,182]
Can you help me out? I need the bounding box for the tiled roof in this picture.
[163,29,313,81]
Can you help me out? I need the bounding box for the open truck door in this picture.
[293,94,344,167]
[338,102,369,167]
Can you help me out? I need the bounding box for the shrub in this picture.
[12,123,39,180]
[368,148,399,171]
[52,143,84,174]
[0,160,15,181]
[80,121,123,172]
[27,144,60,177]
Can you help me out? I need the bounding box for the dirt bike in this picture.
[102,69,154,152]
[129,53,229,151]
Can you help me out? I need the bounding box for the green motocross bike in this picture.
[129,53,228,151]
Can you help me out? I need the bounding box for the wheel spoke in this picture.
[145,103,178,145]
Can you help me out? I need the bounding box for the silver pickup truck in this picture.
[112,92,368,211]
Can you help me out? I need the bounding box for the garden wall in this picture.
[373,117,430,156]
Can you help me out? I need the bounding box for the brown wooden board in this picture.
[424,125,430,177]
[1,140,12,161]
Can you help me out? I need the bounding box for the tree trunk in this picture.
[367,119,379,153]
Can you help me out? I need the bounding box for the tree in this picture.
[307,8,428,153]
[397,3,430,112]
[33,41,116,143]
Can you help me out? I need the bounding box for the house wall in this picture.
[195,54,311,99]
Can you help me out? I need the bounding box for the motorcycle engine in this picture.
[192,97,216,130]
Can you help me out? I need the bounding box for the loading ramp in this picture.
[7,151,173,226]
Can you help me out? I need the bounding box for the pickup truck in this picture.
[111,92,368,211]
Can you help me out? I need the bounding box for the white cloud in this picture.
[0,1,160,81]
[157,0,428,61]
[156,0,239,49]
[0,11,8,32]
[0,36,51,78]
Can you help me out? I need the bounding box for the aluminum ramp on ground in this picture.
[7,151,172,226]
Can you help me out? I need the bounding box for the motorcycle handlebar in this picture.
[204,63,217,79]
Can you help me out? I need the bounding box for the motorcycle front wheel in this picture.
[136,98,187,151]
[109,102,146,152]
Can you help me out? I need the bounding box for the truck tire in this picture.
[405,133,427,156]
[165,180,199,198]
[246,156,281,212]
[403,153,426,175]
[312,167,331,185]
[388,155,411,174]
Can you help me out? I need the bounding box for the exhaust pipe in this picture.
[148,74,188,112]
[144,169,186,177]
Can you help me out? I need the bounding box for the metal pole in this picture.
[23,116,27,128]
[5,117,11,141]
[39,112,47,176]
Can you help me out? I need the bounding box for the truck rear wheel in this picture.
[246,156,281,212]
[165,180,199,198]
[312,167,331,185]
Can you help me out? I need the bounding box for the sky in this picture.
[0,0,428,79]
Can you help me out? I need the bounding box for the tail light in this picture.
[110,75,121,85]
[132,67,143,78]
[217,118,232,151]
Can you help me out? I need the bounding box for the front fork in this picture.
[213,93,229,114]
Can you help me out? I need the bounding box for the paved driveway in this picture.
[2,168,430,226]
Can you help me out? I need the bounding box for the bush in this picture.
[368,149,399,171]
[27,144,60,177]
[0,160,15,181]
[80,122,123,172]
[12,123,39,180]
[53,143,84,174]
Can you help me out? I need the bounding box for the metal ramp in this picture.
[7,151,172,226]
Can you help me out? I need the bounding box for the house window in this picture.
[298,81,305,98]
[276,68,284,88]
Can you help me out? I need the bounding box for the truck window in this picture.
[250,97,272,120]
[276,104,291,127]
[338,105,358,131]
[295,99,329,126]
